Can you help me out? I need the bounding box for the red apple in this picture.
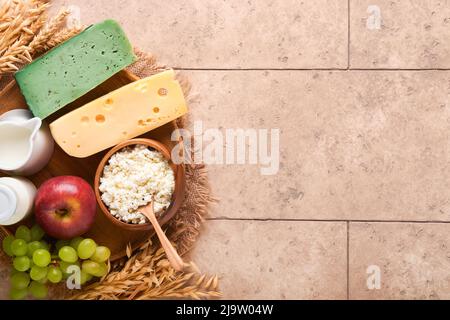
[35,176,96,240]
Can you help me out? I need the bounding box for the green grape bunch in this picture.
[2,224,111,300]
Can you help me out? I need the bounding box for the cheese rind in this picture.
[15,19,136,119]
[49,70,187,158]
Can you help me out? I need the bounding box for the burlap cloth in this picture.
[0,50,220,300]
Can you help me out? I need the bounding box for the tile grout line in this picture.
[347,221,350,300]
[206,217,450,224]
[347,0,350,70]
[174,68,450,71]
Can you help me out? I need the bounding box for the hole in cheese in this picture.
[96,114,106,123]
[77,145,81,148]
[153,107,160,114]
[104,98,114,109]
[158,88,168,96]
[71,131,77,137]
[138,120,146,126]
[81,116,90,125]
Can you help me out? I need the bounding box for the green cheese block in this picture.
[15,19,137,119]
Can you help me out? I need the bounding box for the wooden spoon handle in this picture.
[145,209,184,272]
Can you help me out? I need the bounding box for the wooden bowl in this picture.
[94,138,185,232]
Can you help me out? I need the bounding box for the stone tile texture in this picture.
[351,0,450,68]
[53,0,348,68]
[192,220,347,299]
[349,223,450,299]
[187,70,450,221]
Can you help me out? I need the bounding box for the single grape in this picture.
[10,272,30,290]
[62,262,80,280]
[37,277,48,284]
[2,235,15,257]
[69,237,84,250]
[59,260,80,274]
[59,261,70,274]
[27,241,43,258]
[55,240,70,251]
[10,268,20,277]
[91,262,108,278]
[9,288,28,300]
[13,256,30,272]
[29,281,48,299]
[30,225,45,241]
[58,246,78,263]
[47,266,63,284]
[11,239,27,256]
[81,260,100,275]
[15,225,31,242]
[80,271,92,285]
[39,240,50,251]
[77,239,96,259]
[33,249,51,267]
[30,266,47,281]
[90,246,111,263]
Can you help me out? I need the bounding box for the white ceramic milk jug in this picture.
[0,109,54,176]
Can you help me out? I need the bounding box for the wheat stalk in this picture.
[70,244,221,300]
[0,0,82,74]
[0,1,12,24]
[31,24,82,55]
[28,9,69,54]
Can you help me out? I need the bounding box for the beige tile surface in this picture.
[349,222,450,299]
[52,0,348,68]
[351,0,450,68]
[192,220,347,299]
[186,70,450,221]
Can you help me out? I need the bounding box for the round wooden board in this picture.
[0,70,185,261]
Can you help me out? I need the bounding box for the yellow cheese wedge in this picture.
[49,70,187,158]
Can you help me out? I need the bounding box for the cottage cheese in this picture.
[99,144,175,224]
